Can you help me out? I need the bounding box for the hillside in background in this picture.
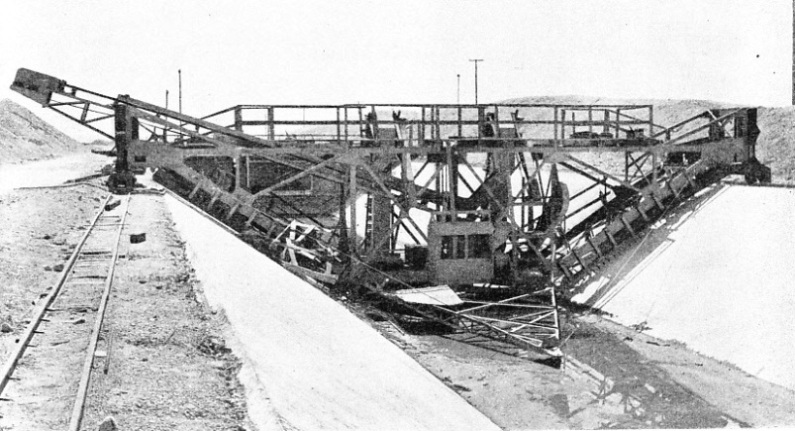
[502,96,795,183]
[757,106,795,183]
[0,99,83,164]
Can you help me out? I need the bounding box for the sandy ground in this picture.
[165,193,501,431]
[0,186,110,430]
[80,192,254,430]
[0,151,109,192]
[0,157,254,429]
[575,184,795,391]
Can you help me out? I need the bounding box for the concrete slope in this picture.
[164,195,501,431]
[575,185,795,391]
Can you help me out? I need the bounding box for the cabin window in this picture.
[735,116,747,138]
[440,234,491,259]
[469,234,491,258]
[441,236,453,259]
[455,235,466,259]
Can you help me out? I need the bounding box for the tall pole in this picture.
[469,59,483,105]
[165,90,170,141]
[457,74,461,105]
[178,69,182,115]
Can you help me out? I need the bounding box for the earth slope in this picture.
[0,99,82,164]
[503,96,795,183]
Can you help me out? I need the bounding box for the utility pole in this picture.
[469,59,483,105]
[165,90,170,141]
[178,69,183,115]
[457,74,461,105]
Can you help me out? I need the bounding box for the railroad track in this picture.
[0,195,130,430]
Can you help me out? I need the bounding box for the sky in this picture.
[0,0,791,142]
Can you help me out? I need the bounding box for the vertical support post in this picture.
[234,107,243,131]
[234,155,242,193]
[624,152,629,182]
[477,106,485,141]
[429,106,435,140]
[571,112,575,136]
[114,103,130,174]
[358,106,364,138]
[446,145,456,217]
[493,105,501,138]
[648,106,654,139]
[520,176,526,229]
[615,108,621,138]
[457,105,463,137]
[344,107,349,147]
[267,107,275,141]
[370,105,379,143]
[337,182,349,254]
[553,106,559,145]
[420,107,426,146]
[435,105,441,141]
[588,107,593,136]
[349,165,358,254]
[336,107,341,143]
[245,155,251,190]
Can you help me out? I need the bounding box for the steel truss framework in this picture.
[11,68,767,358]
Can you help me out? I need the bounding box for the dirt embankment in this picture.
[0,98,85,164]
[502,96,795,183]
[0,185,254,429]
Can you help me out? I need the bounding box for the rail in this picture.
[0,195,130,429]
[0,195,112,395]
[69,197,130,431]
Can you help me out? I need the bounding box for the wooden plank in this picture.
[586,235,604,258]
[620,214,636,237]
[605,229,618,248]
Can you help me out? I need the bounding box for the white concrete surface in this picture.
[164,194,500,431]
[575,185,795,391]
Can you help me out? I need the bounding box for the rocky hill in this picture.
[0,99,82,164]
[502,96,795,184]
[757,106,795,183]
